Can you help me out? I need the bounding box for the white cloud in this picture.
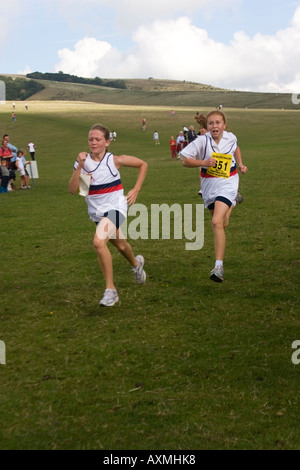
[18,65,33,75]
[4,0,298,93]
[231,6,300,92]
[54,7,300,93]
[55,38,113,77]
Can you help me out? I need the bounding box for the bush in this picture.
[26,71,127,90]
[0,76,45,100]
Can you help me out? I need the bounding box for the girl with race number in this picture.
[181,111,248,282]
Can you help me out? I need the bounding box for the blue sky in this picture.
[1,0,300,92]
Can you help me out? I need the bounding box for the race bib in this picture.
[206,153,232,178]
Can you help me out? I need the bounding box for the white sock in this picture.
[215,260,223,268]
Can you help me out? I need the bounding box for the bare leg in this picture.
[210,201,233,261]
[224,205,234,230]
[93,218,116,290]
[109,228,138,268]
[94,220,139,291]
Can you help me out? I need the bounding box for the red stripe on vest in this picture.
[201,168,238,178]
[89,184,123,196]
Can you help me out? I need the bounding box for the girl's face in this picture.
[88,129,110,156]
[206,114,226,141]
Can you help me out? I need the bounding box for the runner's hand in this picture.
[78,152,88,167]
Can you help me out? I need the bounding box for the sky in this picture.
[1,0,300,93]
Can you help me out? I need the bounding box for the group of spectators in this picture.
[169,124,199,159]
[0,134,36,192]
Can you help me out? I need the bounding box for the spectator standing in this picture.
[16,150,31,189]
[4,134,18,187]
[169,136,177,159]
[183,126,189,148]
[0,138,13,162]
[153,131,160,145]
[3,134,18,161]
[188,125,197,143]
[27,141,36,160]
[176,131,185,157]
[0,158,10,193]
[0,139,14,191]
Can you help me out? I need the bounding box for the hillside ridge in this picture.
[1,74,297,109]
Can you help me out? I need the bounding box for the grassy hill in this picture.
[2,74,298,109]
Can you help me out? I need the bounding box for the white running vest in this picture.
[74,152,128,222]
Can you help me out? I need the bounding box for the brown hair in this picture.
[90,124,111,141]
[194,113,207,130]
[206,110,227,124]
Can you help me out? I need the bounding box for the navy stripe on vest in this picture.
[90,179,122,191]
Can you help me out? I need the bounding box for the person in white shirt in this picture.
[176,131,185,157]
[16,150,30,189]
[27,142,36,160]
[181,111,248,283]
[69,123,148,307]
[153,131,160,145]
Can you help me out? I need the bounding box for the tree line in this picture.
[0,75,45,100]
[26,71,127,90]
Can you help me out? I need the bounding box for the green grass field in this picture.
[0,101,299,450]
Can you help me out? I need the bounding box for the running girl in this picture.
[181,111,248,282]
[69,124,148,306]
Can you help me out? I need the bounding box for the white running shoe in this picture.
[99,289,119,307]
[235,192,243,205]
[133,255,146,284]
[210,265,224,283]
